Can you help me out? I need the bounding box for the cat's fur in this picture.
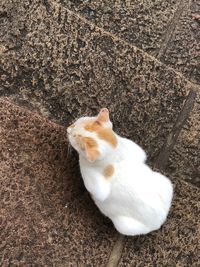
[67,108,173,236]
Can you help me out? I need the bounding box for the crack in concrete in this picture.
[156,0,189,59]
[105,89,197,267]
[155,89,197,170]
[106,234,125,267]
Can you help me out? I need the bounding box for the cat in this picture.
[67,108,173,236]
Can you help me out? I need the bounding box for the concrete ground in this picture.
[0,0,199,266]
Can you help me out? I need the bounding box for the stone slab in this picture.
[64,0,200,86]
[63,0,181,54]
[0,99,117,266]
[0,1,192,162]
[0,98,83,203]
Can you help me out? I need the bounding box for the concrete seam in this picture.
[0,97,65,129]
[105,234,125,267]
[61,4,200,92]
[156,0,189,59]
[154,89,197,170]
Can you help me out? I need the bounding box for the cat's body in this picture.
[67,108,173,236]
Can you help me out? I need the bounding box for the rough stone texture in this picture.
[166,92,200,187]
[160,0,200,85]
[0,1,200,266]
[0,99,117,266]
[0,98,83,203]
[0,0,192,163]
[63,0,181,54]
[118,179,200,267]
[1,99,200,267]
[64,0,200,86]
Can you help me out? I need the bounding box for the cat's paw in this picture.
[92,184,111,202]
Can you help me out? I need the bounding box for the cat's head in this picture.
[67,108,117,163]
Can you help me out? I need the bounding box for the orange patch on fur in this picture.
[83,136,98,148]
[84,121,101,132]
[104,165,114,178]
[82,137,100,162]
[98,128,117,147]
[97,108,109,123]
[84,121,117,148]
[76,135,85,150]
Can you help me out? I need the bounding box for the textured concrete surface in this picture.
[160,0,200,85]
[0,99,117,266]
[0,0,192,164]
[1,99,200,266]
[64,0,200,86]
[64,0,181,54]
[166,92,200,187]
[0,0,200,266]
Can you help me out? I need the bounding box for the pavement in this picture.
[0,0,200,266]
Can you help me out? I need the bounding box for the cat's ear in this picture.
[82,137,100,162]
[97,108,110,123]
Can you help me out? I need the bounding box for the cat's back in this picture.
[101,161,173,225]
[111,158,173,209]
[119,136,147,163]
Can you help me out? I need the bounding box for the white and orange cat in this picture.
[67,108,173,236]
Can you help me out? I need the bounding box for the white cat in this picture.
[67,108,173,236]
